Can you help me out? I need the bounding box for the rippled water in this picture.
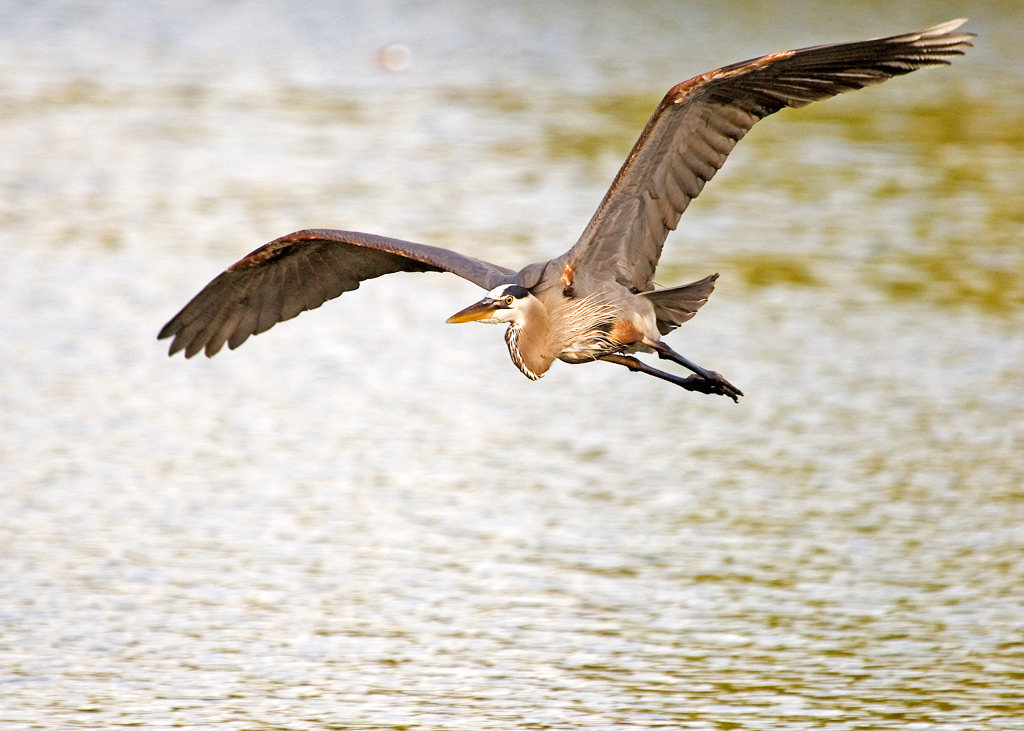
[2,2,1023,729]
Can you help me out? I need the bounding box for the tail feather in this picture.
[641,273,719,335]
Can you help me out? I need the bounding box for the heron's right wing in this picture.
[563,19,973,293]
[158,229,515,357]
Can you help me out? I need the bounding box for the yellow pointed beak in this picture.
[446,298,498,324]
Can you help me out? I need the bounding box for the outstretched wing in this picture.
[565,18,973,293]
[158,229,515,357]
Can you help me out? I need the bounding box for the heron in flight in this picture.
[159,20,972,402]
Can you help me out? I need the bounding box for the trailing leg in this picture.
[641,339,743,401]
[599,353,741,402]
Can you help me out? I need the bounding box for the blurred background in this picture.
[1,1,1022,729]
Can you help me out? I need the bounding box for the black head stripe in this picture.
[502,285,531,300]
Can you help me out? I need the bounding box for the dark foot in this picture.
[682,372,743,402]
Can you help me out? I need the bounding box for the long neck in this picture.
[504,297,556,380]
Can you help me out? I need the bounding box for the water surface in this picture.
[2,2,1023,729]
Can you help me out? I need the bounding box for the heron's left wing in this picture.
[563,19,973,293]
[158,229,514,357]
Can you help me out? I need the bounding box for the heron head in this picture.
[446,285,533,325]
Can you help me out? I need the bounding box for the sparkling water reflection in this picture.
[2,2,1023,729]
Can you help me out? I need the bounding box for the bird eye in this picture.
[504,295,515,306]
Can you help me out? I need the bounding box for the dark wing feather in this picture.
[158,229,514,357]
[565,18,973,292]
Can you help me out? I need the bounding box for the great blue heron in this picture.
[159,20,972,402]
